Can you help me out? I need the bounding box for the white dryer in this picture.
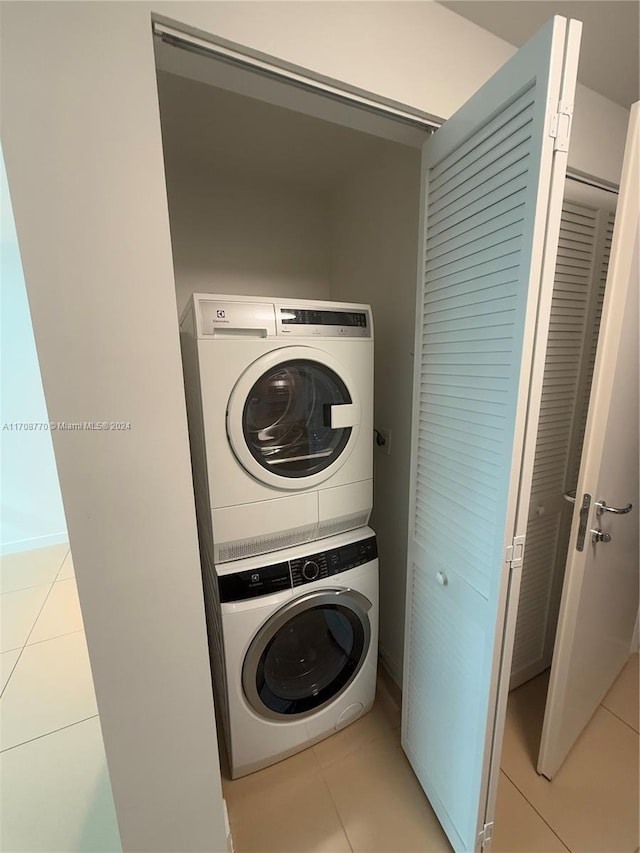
[180,294,374,563]
[211,527,378,778]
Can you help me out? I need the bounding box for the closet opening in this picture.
[152,16,621,841]
[153,26,431,723]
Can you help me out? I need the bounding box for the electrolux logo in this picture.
[217,309,226,319]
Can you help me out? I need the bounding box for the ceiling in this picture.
[439,1,639,109]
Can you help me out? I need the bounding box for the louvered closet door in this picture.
[402,16,581,853]
[510,201,599,688]
[569,209,616,485]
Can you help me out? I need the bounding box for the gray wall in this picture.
[164,164,333,315]
[331,148,422,680]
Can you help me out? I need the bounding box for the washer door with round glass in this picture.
[243,588,372,720]
[227,346,361,490]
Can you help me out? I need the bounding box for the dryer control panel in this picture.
[190,295,373,340]
[218,535,378,602]
[278,307,371,338]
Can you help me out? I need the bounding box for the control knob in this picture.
[302,560,320,581]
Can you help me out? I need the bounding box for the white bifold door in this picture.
[402,16,582,853]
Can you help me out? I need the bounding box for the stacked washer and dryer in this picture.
[180,294,378,777]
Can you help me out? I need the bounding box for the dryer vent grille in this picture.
[318,511,370,541]
[215,510,371,563]
[216,523,318,563]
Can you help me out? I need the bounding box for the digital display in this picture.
[340,544,359,563]
[281,309,367,328]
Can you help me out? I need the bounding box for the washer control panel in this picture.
[218,535,378,602]
[290,536,377,587]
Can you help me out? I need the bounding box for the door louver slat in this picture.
[569,211,615,485]
[413,94,538,601]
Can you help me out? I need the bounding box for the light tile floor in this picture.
[2,545,638,853]
[0,545,121,852]
[223,660,639,853]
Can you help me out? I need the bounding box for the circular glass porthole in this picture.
[227,346,361,490]
[243,590,371,720]
[242,359,352,478]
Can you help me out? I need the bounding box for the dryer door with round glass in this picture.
[242,588,372,720]
[227,346,361,490]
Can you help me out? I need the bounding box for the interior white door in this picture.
[402,16,582,853]
[538,102,640,780]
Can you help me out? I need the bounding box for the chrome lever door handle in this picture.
[595,500,633,517]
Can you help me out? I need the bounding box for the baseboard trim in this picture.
[378,646,402,689]
[1,532,69,557]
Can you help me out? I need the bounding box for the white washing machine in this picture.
[210,526,378,778]
[180,294,374,563]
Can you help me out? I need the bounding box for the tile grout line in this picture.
[0,650,22,699]
[318,769,355,853]
[0,546,71,596]
[499,768,572,853]
[311,710,404,853]
[312,736,359,853]
[0,713,100,754]
[23,628,84,650]
[1,626,83,657]
[0,549,69,700]
[599,701,640,736]
[0,582,56,596]
[53,548,71,581]
[0,575,74,596]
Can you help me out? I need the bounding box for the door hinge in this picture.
[505,535,526,569]
[478,821,494,849]
[549,100,574,152]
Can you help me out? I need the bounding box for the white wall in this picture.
[0,2,629,849]
[164,164,332,314]
[0,4,227,851]
[331,147,422,681]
